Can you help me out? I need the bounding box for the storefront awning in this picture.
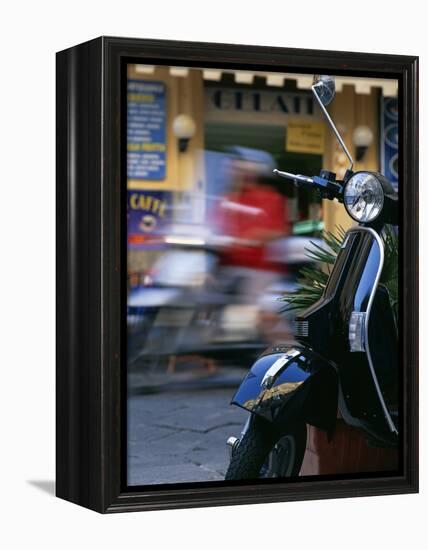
[134,64,398,97]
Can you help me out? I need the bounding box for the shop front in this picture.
[203,78,325,231]
[126,63,397,286]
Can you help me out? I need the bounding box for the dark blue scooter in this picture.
[225,75,399,480]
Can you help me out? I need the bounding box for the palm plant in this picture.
[280,225,398,321]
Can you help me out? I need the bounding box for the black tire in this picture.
[225,416,307,480]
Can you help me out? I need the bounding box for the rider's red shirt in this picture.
[219,184,289,271]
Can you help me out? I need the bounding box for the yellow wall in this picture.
[127,66,383,235]
[323,85,381,233]
[127,65,205,192]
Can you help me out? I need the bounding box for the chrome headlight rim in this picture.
[343,172,385,223]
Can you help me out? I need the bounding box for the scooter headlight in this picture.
[343,172,384,223]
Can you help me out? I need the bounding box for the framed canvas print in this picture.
[56,36,418,513]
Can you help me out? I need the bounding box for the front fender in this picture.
[231,345,338,435]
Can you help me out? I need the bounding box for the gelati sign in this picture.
[206,88,314,116]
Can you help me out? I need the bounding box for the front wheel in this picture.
[225,416,307,480]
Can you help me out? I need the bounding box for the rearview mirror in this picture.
[311,74,353,170]
[312,75,336,106]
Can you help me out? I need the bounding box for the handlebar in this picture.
[273,169,314,185]
[273,168,344,200]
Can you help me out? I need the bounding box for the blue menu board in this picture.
[127,80,166,180]
[380,97,398,191]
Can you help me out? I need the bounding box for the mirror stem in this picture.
[312,84,354,172]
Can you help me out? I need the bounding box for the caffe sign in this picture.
[127,190,170,248]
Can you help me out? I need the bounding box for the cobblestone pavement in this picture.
[127,385,248,486]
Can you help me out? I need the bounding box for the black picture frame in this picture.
[56,36,418,513]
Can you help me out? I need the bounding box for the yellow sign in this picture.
[286,120,325,155]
